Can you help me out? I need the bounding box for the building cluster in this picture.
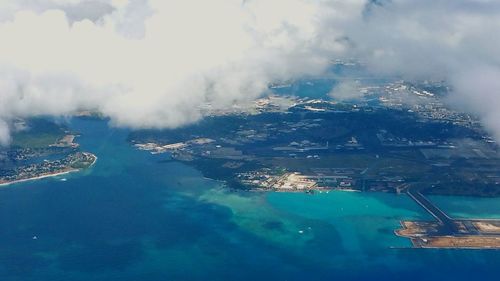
[0,152,96,184]
[335,137,364,150]
[372,81,482,131]
[237,168,362,192]
[198,95,300,117]
[376,130,439,148]
[237,171,317,191]
[135,138,215,154]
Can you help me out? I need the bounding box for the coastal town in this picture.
[0,152,97,186]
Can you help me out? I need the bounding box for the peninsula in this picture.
[0,119,97,186]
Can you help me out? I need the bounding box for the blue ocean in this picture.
[0,118,499,281]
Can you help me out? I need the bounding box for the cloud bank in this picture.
[0,0,499,144]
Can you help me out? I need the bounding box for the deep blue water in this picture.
[0,118,499,281]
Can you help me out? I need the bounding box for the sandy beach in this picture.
[0,169,79,187]
[0,154,97,187]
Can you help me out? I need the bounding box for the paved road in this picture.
[460,220,480,235]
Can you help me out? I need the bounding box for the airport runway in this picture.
[407,186,459,234]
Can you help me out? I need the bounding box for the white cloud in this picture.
[451,66,500,141]
[0,0,332,140]
[0,0,499,144]
[0,120,10,146]
[329,80,363,101]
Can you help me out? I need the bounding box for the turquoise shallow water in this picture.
[0,118,499,281]
[429,195,500,219]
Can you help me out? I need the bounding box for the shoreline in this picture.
[0,153,98,187]
[88,153,98,168]
[0,169,80,187]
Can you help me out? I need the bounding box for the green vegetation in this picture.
[11,119,66,148]
[130,98,499,197]
[264,154,378,171]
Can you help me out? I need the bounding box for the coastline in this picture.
[0,169,79,187]
[87,153,98,168]
[0,154,98,187]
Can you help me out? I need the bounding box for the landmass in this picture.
[0,119,97,186]
[129,76,500,249]
[0,152,97,186]
[130,79,499,196]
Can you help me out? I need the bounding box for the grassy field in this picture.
[11,119,66,149]
[263,153,377,171]
[261,152,432,179]
[12,133,61,148]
